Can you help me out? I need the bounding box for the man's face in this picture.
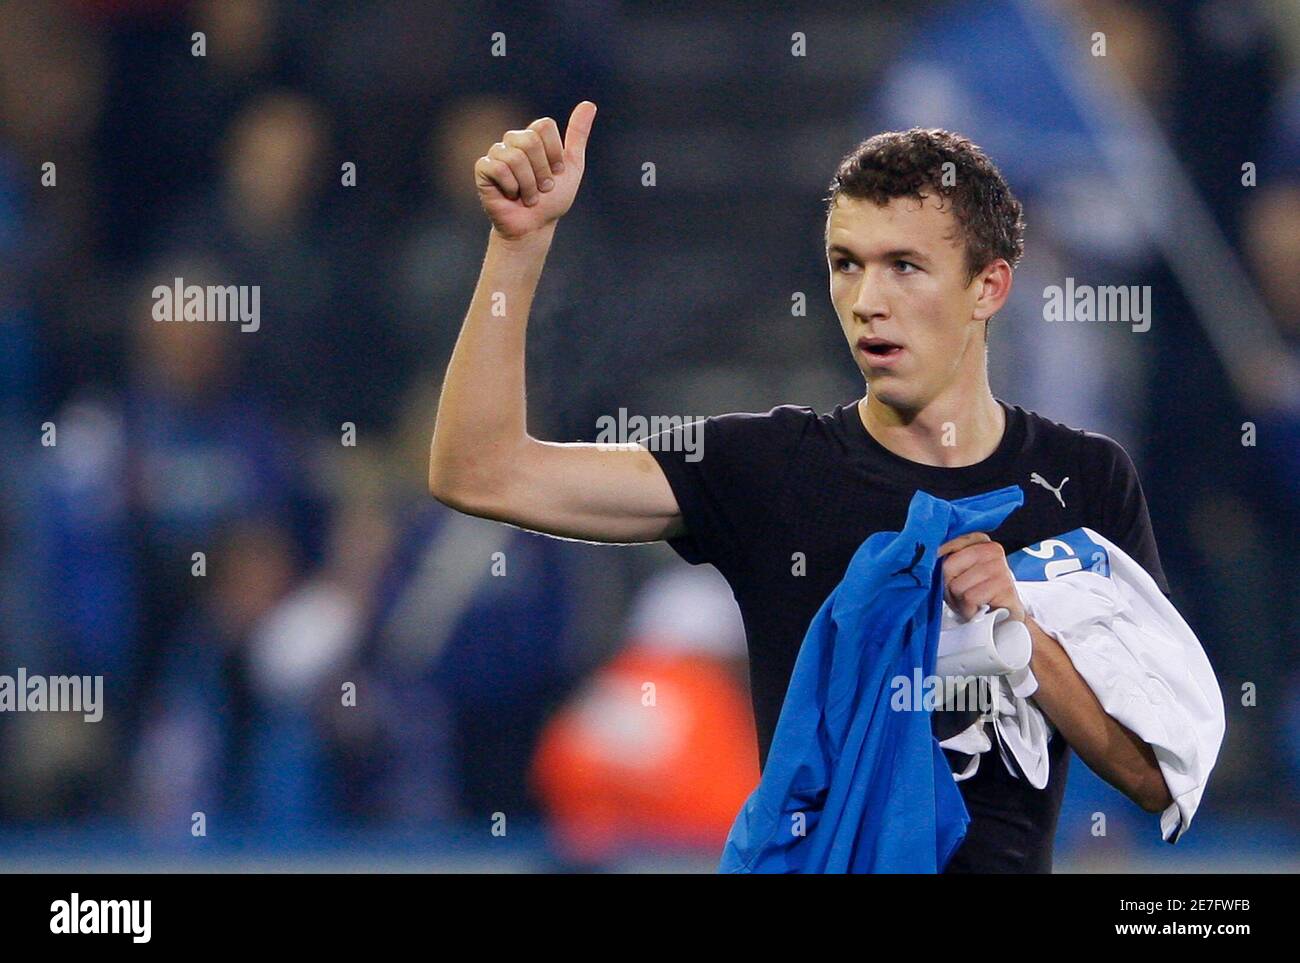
[826,193,995,413]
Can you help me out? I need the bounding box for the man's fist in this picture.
[474,100,597,240]
[937,532,1026,623]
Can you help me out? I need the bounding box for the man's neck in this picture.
[858,385,1006,468]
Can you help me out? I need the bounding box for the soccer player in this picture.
[429,101,1174,872]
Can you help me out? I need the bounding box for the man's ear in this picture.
[972,259,1013,322]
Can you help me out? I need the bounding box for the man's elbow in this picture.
[428,475,466,512]
[427,446,468,503]
[427,456,509,519]
[1133,769,1174,814]
[427,439,476,508]
[428,467,479,514]
[427,456,455,505]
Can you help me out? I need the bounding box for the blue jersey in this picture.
[720,485,1024,873]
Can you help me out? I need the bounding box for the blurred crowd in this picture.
[0,0,1296,865]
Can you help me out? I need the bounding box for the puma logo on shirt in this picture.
[890,542,927,587]
[1029,472,1069,508]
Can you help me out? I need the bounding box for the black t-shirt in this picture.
[646,397,1169,873]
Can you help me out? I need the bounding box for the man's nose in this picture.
[852,267,890,323]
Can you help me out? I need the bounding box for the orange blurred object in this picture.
[532,644,759,862]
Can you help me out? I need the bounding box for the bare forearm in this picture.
[417,104,679,544]
[1025,617,1173,813]
[429,222,557,493]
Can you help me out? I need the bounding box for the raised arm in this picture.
[427,101,685,543]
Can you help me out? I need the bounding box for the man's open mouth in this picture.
[858,337,904,358]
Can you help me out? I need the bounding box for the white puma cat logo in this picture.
[1029,472,1069,508]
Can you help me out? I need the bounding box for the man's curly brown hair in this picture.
[825,128,1025,287]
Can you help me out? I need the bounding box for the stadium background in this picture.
[1,0,1297,871]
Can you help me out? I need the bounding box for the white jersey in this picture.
[936,527,1226,844]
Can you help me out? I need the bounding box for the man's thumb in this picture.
[564,101,597,163]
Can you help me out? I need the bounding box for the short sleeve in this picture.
[1082,432,1171,596]
[642,406,811,571]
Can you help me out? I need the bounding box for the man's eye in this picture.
[834,258,856,272]
[894,260,918,273]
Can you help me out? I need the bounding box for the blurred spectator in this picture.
[532,566,759,864]
[34,253,317,740]
[1241,179,1300,501]
[331,375,618,827]
[154,91,343,428]
[130,517,304,833]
